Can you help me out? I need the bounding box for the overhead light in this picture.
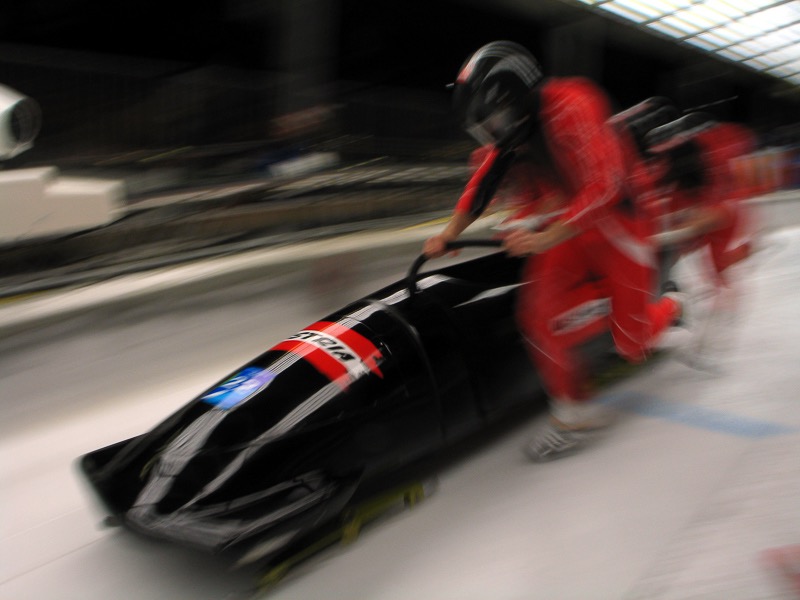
[716,46,752,62]
[571,0,800,86]
[674,5,727,29]
[701,0,747,19]
[685,36,718,52]
[766,60,800,78]
[603,2,651,23]
[605,0,666,20]
[656,14,702,36]
[742,56,774,71]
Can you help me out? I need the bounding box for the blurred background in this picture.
[3,0,800,173]
[2,0,800,289]
[4,5,800,599]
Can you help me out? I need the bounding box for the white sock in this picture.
[550,398,611,429]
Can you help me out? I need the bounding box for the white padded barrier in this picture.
[29,176,125,238]
[0,167,124,244]
[0,167,59,243]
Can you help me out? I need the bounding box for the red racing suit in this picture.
[662,122,757,283]
[455,78,679,401]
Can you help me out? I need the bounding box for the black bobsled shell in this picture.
[79,249,542,562]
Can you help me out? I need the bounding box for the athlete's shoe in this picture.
[661,280,680,294]
[524,423,594,462]
[662,280,727,372]
[662,280,688,328]
[657,280,701,359]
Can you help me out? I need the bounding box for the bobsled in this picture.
[78,240,550,571]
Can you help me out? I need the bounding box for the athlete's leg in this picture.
[592,215,680,362]
[517,236,608,403]
[518,236,615,461]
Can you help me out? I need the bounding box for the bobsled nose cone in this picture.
[124,468,359,557]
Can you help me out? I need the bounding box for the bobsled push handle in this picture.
[407,239,503,296]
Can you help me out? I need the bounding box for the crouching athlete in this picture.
[424,41,684,461]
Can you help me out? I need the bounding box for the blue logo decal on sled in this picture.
[201,366,277,409]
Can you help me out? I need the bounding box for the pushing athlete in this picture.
[424,41,686,461]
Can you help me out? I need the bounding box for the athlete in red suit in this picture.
[646,114,758,285]
[424,41,683,461]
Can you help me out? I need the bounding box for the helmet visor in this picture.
[465,106,519,146]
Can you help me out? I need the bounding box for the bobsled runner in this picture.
[79,240,549,572]
[78,239,658,582]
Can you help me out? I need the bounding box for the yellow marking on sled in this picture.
[257,481,429,591]
[584,349,668,395]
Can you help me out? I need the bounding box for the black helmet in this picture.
[644,112,716,155]
[452,41,543,149]
[645,112,717,189]
[610,96,680,156]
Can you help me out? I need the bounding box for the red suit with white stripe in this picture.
[456,78,679,401]
[661,121,757,283]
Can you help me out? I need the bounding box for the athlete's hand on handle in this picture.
[423,212,476,259]
[502,220,578,256]
[502,229,551,256]
[423,233,453,258]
